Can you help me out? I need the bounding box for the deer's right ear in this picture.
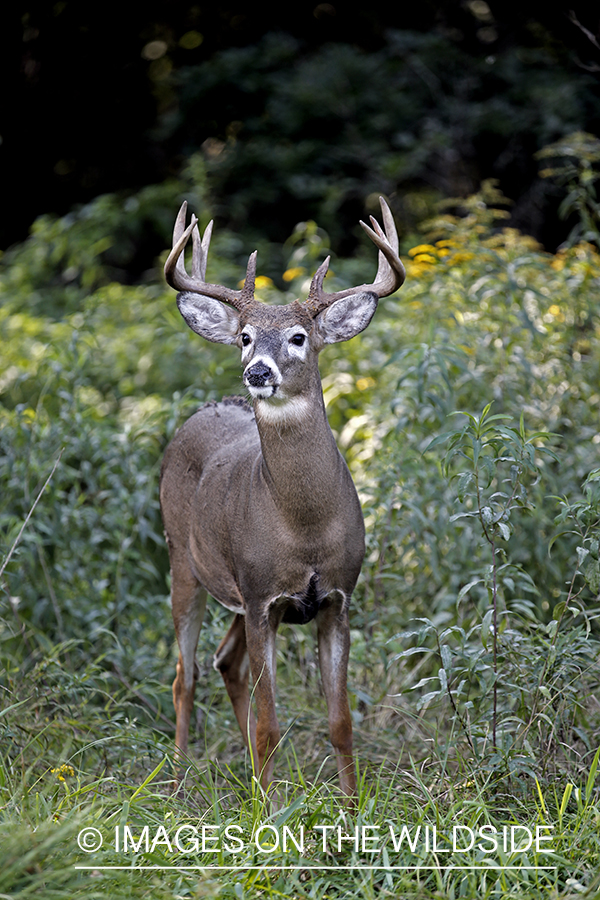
[176,293,240,345]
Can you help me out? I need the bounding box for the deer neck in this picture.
[253,385,345,522]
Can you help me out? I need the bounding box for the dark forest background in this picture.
[4,1,600,258]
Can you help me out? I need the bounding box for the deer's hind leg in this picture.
[170,550,207,766]
[214,614,258,767]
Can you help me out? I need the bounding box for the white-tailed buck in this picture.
[161,198,405,799]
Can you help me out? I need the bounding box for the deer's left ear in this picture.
[315,291,378,344]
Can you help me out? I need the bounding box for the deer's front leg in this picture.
[317,594,356,799]
[171,580,207,768]
[244,613,280,791]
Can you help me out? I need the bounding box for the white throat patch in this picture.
[254,395,312,426]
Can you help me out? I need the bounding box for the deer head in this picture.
[164,199,405,416]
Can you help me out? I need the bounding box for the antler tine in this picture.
[191,219,213,281]
[241,251,258,301]
[365,213,391,287]
[173,200,188,243]
[200,220,213,280]
[358,197,405,294]
[164,203,259,313]
[380,197,399,252]
[165,213,199,289]
[303,197,405,316]
[306,256,331,300]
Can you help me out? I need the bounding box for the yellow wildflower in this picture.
[282,267,305,282]
[356,376,376,391]
[51,764,75,782]
[406,262,430,277]
[255,276,273,289]
[237,275,274,289]
[408,244,437,257]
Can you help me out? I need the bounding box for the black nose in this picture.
[246,362,273,387]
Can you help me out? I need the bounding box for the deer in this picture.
[160,197,405,801]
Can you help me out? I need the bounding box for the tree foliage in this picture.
[6,2,600,250]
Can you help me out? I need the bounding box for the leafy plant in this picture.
[427,404,556,748]
[537,131,600,248]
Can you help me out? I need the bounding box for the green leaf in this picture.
[559,783,574,819]
[481,608,494,649]
[438,667,448,691]
[497,522,511,541]
[424,431,458,452]
[457,578,484,603]
[130,757,167,800]
[553,601,566,621]
[585,746,600,804]
[440,643,452,671]
[577,546,590,568]
[390,646,430,662]
[416,690,441,711]
[450,511,478,522]
[457,471,474,500]
[584,558,600,594]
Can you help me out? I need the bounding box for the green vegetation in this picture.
[170,26,600,250]
[1,154,600,896]
[11,3,600,253]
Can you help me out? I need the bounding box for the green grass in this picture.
[1,635,599,900]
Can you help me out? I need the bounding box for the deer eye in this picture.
[241,333,252,347]
[290,333,306,347]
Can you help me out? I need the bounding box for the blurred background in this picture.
[4,0,600,256]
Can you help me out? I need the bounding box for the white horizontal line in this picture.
[74,864,558,872]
